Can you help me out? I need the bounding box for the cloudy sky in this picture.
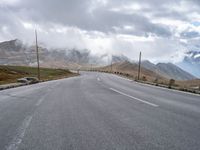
[0,0,200,62]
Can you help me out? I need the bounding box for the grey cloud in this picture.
[94,10,172,37]
[0,0,200,63]
[1,0,173,37]
[181,31,200,39]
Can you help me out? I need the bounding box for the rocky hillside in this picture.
[0,39,100,69]
[141,60,195,80]
[101,61,166,81]
[156,63,195,80]
[102,60,195,81]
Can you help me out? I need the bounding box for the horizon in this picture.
[0,38,199,78]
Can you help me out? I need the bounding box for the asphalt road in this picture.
[0,72,200,150]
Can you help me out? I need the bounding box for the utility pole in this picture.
[110,55,113,73]
[107,55,109,72]
[137,51,141,80]
[110,60,112,73]
[35,30,40,80]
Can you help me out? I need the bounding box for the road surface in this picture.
[0,72,200,150]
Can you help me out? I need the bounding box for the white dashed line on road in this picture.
[6,115,33,150]
[110,88,159,107]
[35,97,45,106]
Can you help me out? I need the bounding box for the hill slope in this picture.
[101,61,166,81]
[156,63,195,80]
[141,61,195,80]
[102,61,196,81]
[0,39,99,69]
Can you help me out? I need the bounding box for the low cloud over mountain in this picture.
[0,39,197,80]
[0,39,109,68]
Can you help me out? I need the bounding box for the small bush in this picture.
[168,79,175,88]
[154,78,158,86]
[142,76,147,81]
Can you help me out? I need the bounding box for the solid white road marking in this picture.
[110,88,159,107]
[111,74,200,97]
[6,115,33,150]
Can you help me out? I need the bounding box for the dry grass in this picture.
[0,65,78,85]
[177,79,200,89]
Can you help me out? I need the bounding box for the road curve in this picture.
[0,72,200,150]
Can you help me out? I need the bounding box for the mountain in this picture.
[0,39,197,80]
[0,39,23,52]
[141,60,195,80]
[141,60,157,72]
[101,61,200,89]
[177,51,200,78]
[140,60,196,80]
[112,55,129,63]
[101,61,166,81]
[156,63,195,80]
[0,39,49,65]
[0,39,100,69]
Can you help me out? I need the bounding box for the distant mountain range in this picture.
[141,60,195,80]
[102,61,195,81]
[0,39,197,80]
[111,55,130,63]
[101,61,165,81]
[0,39,103,69]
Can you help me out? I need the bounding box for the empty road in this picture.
[0,72,200,150]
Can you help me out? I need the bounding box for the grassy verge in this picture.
[0,65,78,85]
